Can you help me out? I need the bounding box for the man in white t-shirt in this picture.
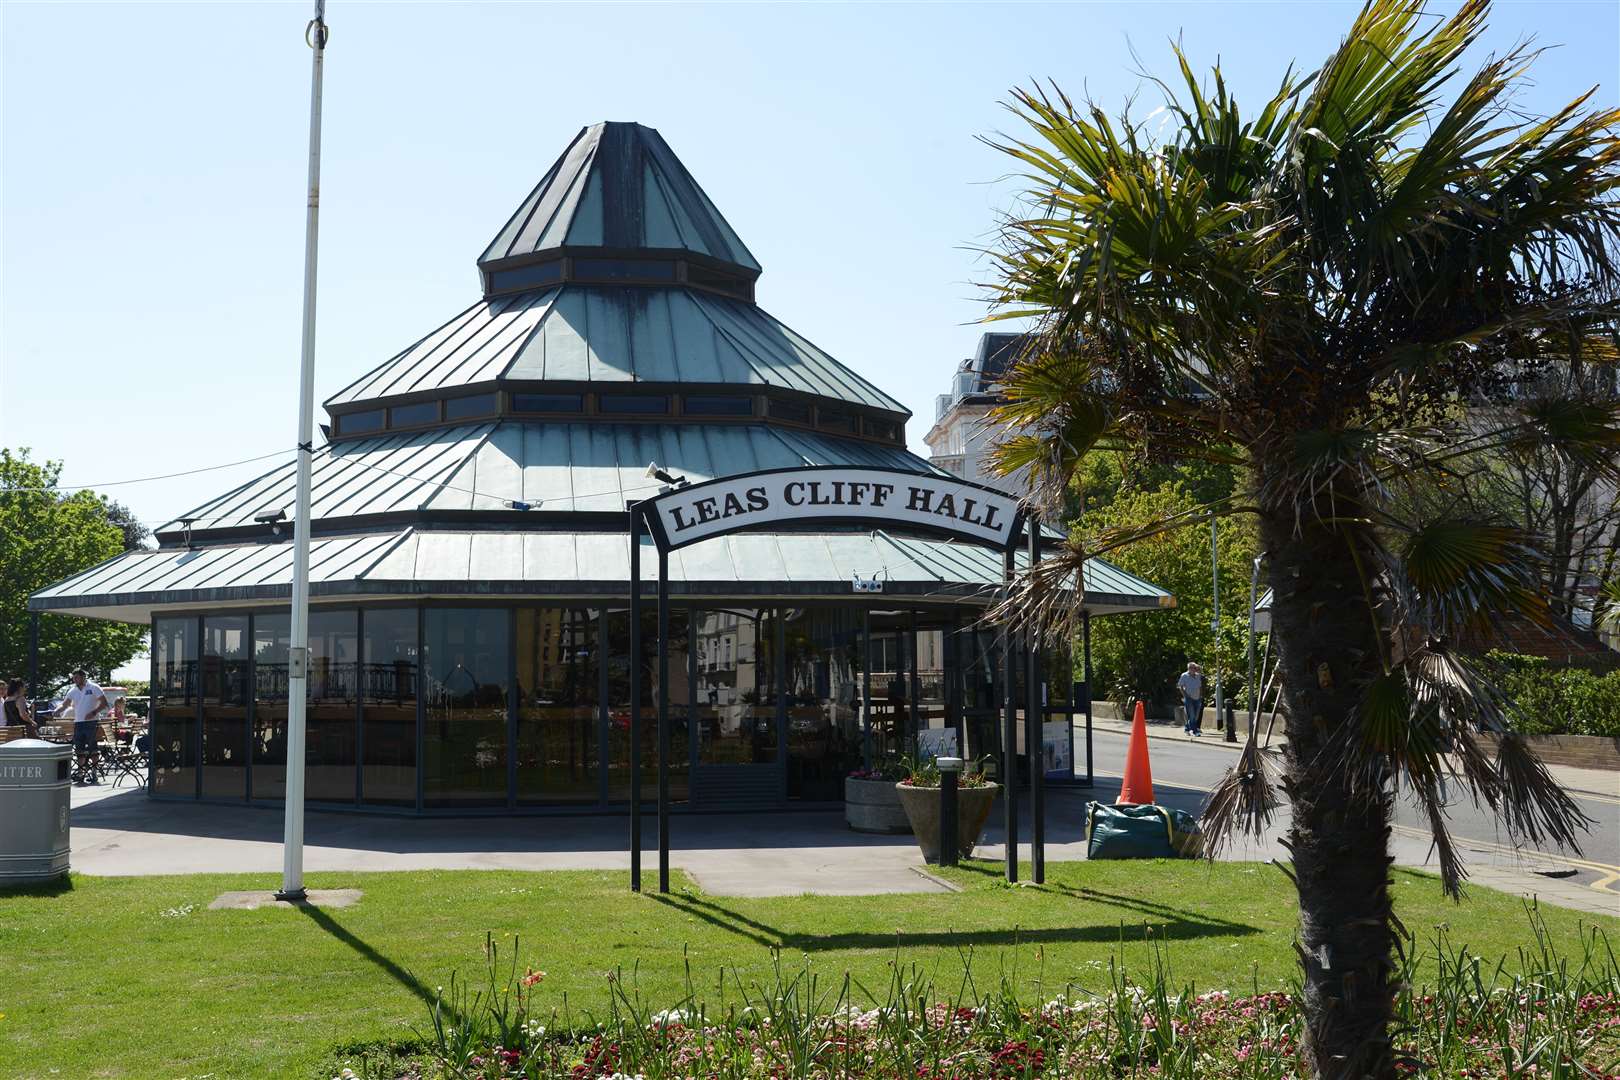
[57,668,109,783]
[1176,663,1205,737]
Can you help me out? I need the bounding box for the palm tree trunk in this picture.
[1260,510,1398,1080]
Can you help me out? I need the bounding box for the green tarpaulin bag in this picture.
[1084,802,1204,859]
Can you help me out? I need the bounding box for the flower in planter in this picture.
[896,748,994,788]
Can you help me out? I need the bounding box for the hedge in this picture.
[1484,651,1620,738]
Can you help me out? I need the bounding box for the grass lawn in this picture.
[2,860,1613,1078]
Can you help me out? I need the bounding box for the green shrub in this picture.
[1485,652,1620,738]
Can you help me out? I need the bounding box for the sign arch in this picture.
[641,466,1026,553]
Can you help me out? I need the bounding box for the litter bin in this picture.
[0,739,72,885]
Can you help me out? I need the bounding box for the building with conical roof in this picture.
[31,122,1170,813]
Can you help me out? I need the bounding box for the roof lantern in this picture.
[478,122,761,300]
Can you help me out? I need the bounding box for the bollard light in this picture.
[938,757,963,868]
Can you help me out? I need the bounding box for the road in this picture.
[1076,725,1619,911]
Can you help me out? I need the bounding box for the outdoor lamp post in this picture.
[1211,515,1233,744]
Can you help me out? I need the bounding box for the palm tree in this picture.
[982,2,1619,1075]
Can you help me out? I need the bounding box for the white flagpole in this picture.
[278,0,329,902]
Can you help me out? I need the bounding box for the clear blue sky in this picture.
[4,1,1617,536]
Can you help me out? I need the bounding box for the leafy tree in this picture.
[1080,482,1256,714]
[0,449,148,692]
[982,2,1615,1074]
[1448,335,1620,626]
[103,496,153,553]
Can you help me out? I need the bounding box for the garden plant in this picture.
[338,907,1620,1079]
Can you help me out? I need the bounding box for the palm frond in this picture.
[1310,646,1592,896]
[1387,519,1549,637]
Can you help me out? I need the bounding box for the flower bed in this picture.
[335,912,1620,1079]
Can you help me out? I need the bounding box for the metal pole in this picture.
[278,0,328,903]
[861,609,873,766]
[1246,554,1266,743]
[1001,538,1018,883]
[1027,519,1044,883]
[656,547,670,894]
[1212,516,1231,743]
[1082,610,1093,787]
[27,612,39,702]
[628,505,643,892]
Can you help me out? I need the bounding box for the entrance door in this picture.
[782,608,863,800]
[690,607,781,808]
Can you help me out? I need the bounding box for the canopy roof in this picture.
[324,285,906,413]
[32,527,1173,624]
[158,421,934,539]
[29,118,1176,627]
[480,122,760,276]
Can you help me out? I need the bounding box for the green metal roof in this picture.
[481,122,760,274]
[30,527,1172,624]
[323,285,907,414]
[157,421,938,536]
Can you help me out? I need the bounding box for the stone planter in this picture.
[894,781,999,863]
[845,777,912,834]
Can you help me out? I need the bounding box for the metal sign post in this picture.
[656,544,671,894]
[1001,539,1018,884]
[1026,518,1044,884]
[626,466,1030,892]
[628,503,643,892]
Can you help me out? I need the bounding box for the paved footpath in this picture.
[1074,719,1618,917]
[66,735,1618,915]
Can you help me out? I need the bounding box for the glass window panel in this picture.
[867,613,913,761]
[515,607,599,805]
[864,418,901,442]
[571,257,676,282]
[511,393,583,414]
[445,393,498,421]
[817,409,859,434]
[308,611,359,803]
[251,609,358,803]
[683,395,754,417]
[782,608,863,800]
[916,622,950,738]
[488,260,563,292]
[424,608,510,807]
[389,401,439,428]
[200,616,249,799]
[362,608,418,807]
[692,608,777,767]
[151,618,197,797]
[252,613,289,800]
[685,266,752,299]
[336,409,384,436]
[768,398,811,424]
[604,608,691,802]
[958,627,1003,765]
[598,394,668,415]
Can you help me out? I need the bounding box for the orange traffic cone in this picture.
[1117,701,1155,805]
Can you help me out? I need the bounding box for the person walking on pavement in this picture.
[56,668,109,783]
[1177,662,1205,737]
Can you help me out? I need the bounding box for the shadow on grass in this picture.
[0,875,74,899]
[652,879,1260,953]
[293,901,460,1026]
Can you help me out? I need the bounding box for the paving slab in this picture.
[209,888,363,910]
